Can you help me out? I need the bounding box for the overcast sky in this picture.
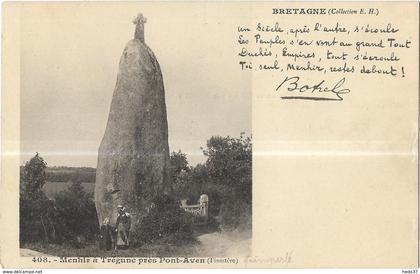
[20,4,251,167]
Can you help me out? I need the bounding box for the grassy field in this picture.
[43,182,94,199]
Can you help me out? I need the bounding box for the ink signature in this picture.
[276,76,351,101]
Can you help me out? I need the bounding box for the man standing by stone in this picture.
[115,205,131,249]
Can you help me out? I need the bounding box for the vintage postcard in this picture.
[1,1,418,269]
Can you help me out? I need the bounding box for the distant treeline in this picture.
[45,166,96,183]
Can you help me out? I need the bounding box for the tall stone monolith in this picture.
[95,13,171,234]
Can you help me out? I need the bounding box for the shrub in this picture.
[53,181,99,247]
[132,194,195,245]
[173,134,252,231]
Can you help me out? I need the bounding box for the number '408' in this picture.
[32,257,48,263]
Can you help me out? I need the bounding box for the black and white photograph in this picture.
[19,7,252,258]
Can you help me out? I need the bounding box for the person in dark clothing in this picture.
[99,218,113,251]
[115,205,131,249]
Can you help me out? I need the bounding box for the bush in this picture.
[20,191,55,244]
[53,181,99,247]
[173,134,252,231]
[132,194,195,245]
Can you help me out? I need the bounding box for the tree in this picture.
[167,135,252,231]
[204,134,251,182]
[20,152,47,195]
[170,150,190,198]
[202,133,252,230]
[170,150,190,176]
[20,153,55,244]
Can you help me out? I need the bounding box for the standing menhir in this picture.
[94,13,171,244]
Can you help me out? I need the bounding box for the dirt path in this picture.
[197,232,251,257]
[20,248,50,257]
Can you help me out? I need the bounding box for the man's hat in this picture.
[117,205,123,208]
